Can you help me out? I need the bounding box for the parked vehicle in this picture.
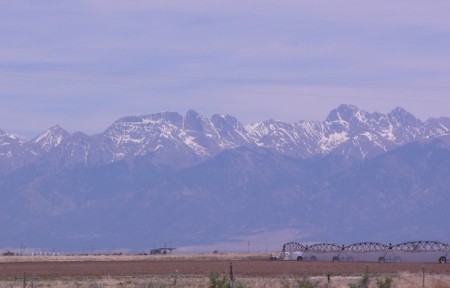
[280,251,304,261]
[280,242,306,261]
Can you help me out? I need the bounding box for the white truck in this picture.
[278,250,303,261]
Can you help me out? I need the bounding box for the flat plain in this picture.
[1,254,450,287]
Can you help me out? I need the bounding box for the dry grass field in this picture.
[0,253,449,287]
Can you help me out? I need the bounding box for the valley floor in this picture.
[0,254,449,287]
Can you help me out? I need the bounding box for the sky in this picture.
[1,1,450,139]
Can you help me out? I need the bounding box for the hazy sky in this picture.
[1,1,450,138]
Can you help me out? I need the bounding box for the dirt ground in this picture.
[0,259,449,279]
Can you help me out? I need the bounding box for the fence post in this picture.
[229,262,235,288]
[422,267,425,288]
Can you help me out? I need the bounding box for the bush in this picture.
[296,278,315,288]
[349,266,370,288]
[376,275,393,288]
[209,272,246,288]
[209,272,229,288]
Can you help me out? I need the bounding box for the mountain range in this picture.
[1,104,450,252]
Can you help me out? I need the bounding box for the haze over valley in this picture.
[1,104,450,252]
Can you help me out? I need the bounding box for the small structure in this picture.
[2,251,15,256]
[150,247,176,255]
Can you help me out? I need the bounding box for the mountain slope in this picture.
[320,135,450,243]
[2,105,450,176]
[2,137,450,251]
[1,106,450,251]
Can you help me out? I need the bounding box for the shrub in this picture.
[209,272,246,288]
[349,266,370,288]
[209,272,229,288]
[376,275,393,288]
[296,278,315,288]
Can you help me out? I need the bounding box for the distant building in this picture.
[150,247,175,255]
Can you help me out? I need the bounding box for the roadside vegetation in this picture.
[1,272,450,288]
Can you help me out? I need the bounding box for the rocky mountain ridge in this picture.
[1,104,450,175]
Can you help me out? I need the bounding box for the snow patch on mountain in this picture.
[1,104,450,175]
[31,125,70,152]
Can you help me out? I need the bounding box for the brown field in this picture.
[1,254,450,287]
[1,258,450,278]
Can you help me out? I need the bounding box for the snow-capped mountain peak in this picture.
[1,105,450,174]
[31,125,71,152]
